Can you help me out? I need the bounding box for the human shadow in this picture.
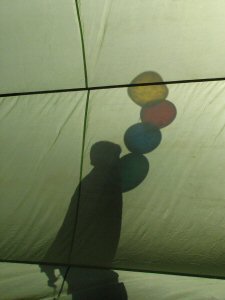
[40,141,127,299]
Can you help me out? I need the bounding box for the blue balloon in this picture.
[120,153,149,192]
[124,123,162,154]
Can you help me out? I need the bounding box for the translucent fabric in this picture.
[0,92,86,263]
[1,1,225,299]
[0,0,85,93]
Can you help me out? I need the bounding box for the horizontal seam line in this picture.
[1,76,225,98]
[1,259,225,280]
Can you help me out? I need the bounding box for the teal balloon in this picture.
[124,123,162,154]
[120,153,149,192]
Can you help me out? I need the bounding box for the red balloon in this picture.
[140,100,177,128]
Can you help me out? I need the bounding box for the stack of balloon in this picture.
[121,71,177,192]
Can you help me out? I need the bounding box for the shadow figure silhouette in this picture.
[40,141,127,300]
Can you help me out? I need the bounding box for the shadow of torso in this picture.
[72,163,122,266]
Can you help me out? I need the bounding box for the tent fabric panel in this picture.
[1,263,225,300]
[80,0,225,87]
[0,92,87,263]
[59,267,225,300]
[117,270,225,300]
[0,0,85,94]
[69,81,225,277]
[113,81,225,277]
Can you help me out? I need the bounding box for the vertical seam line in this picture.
[56,2,89,297]
[75,0,89,88]
[69,90,90,262]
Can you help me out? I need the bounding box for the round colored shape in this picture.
[141,100,177,128]
[124,123,162,154]
[128,71,168,106]
[120,153,149,192]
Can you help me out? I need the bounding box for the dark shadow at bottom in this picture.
[66,267,127,300]
[40,265,127,300]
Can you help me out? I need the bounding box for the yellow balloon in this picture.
[128,71,168,106]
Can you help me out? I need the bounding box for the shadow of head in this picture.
[90,141,121,167]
